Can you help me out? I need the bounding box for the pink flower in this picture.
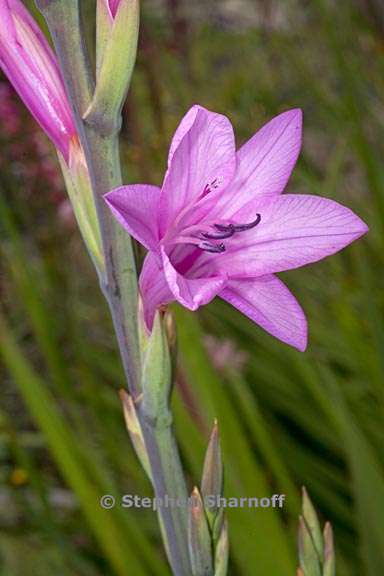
[0,0,76,160]
[105,105,368,351]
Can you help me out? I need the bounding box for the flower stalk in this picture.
[35,1,192,574]
[35,0,141,395]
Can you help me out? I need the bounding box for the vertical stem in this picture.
[35,0,141,397]
[36,1,191,574]
[140,419,191,575]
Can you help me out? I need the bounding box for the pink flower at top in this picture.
[0,0,76,160]
[105,105,368,351]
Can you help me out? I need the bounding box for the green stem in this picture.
[36,1,191,573]
[139,418,191,575]
[35,0,140,397]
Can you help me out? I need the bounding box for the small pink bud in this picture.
[108,0,121,19]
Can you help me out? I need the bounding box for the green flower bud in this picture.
[188,487,214,576]
[85,0,139,135]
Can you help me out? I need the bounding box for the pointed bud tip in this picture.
[324,521,333,535]
[301,485,309,502]
[191,486,200,499]
[324,521,334,553]
[207,418,220,447]
[201,418,223,509]
[164,309,176,341]
[190,487,203,512]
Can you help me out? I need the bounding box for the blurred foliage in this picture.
[1,0,384,574]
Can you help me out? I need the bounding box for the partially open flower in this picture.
[105,105,368,351]
[0,0,76,160]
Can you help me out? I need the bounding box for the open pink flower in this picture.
[105,105,368,351]
[0,0,76,160]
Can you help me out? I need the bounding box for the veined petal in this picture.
[220,275,307,351]
[140,252,174,330]
[0,0,75,159]
[161,247,226,311]
[104,184,161,251]
[214,194,368,277]
[159,105,236,236]
[215,109,302,218]
[167,105,200,167]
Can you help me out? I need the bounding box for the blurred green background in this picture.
[1,0,384,574]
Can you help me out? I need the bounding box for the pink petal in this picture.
[139,252,174,330]
[220,275,307,351]
[167,105,200,168]
[214,194,368,277]
[104,184,161,251]
[108,0,121,18]
[159,105,236,236]
[215,109,302,218]
[161,247,225,311]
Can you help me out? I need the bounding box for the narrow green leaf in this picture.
[0,311,158,576]
[175,308,296,575]
[321,366,384,576]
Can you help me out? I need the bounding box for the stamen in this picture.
[202,228,235,240]
[214,213,261,233]
[183,213,261,256]
[232,213,261,231]
[197,241,226,253]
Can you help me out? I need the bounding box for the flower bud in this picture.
[58,139,103,272]
[298,516,322,576]
[323,522,335,576]
[201,419,223,527]
[0,0,76,160]
[188,487,213,576]
[214,516,229,576]
[302,487,323,560]
[140,310,172,426]
[120,389,152,480]
[86,0,139,135]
